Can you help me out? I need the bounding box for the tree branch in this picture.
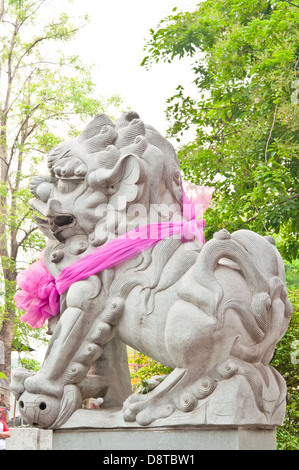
[7,104,40,173]
[18,0,47,27]
[265,102,279,164]
[12,36,53,83]
[17,226,38,249]
[0,157,9,167]
[277,193,299,204]
[4,68,38,117]
[244,213,259,224]
[3,19,19,117]
[244,194,299,224]
[280,0,299,8]
[12,22,80,82]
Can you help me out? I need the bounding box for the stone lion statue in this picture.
[12,111,292,430]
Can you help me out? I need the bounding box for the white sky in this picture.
[49,0,200,147]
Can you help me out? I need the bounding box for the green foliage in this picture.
[128,350,172,391]
[18,356,40,372]
[271,285,299,450]
[13,307,49,351]
[137,376,167,395]
[142,0,299,261]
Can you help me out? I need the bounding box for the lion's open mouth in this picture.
[34,214,74,229]
[33,213,76,240]
[51,215,74,228]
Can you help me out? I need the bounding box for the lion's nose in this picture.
[18,391,61,429]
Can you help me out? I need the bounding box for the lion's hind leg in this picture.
[122,299,221,426]
[122,368,187,425]
[122,366,221,426]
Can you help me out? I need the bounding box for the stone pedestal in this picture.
[6,428,53,450]
[52,409,277,450]
[53,427,277,451]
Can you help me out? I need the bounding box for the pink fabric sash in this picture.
[15,184,213,328]
[14,254,60,329]
[55,219,205,295]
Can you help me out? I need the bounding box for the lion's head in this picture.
[30,111,183,246]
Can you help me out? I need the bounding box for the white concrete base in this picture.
[53,427,277,450]
[5,426,277,451]
[52,408,277,450]
[5,412,278,450]
[6,428,53,450]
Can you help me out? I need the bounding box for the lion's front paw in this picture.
[122,393,175,426]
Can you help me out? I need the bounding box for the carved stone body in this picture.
[11,112,292,429]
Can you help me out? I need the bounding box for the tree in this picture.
[0,0,120,408]
[142,0,299,261]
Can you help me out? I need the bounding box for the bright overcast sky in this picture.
[47,0,200,146]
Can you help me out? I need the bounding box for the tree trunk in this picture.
[0,328,13,411]
[0,269,17,410]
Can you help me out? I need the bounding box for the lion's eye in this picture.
[107,184,117,195]
[74,164,87,177]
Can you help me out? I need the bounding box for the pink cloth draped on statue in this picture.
[15,184,214,328]
[14,254,60,329]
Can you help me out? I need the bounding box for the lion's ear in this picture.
[108,154,142,210]
[87,154,144,210]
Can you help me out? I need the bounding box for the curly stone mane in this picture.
[35,111,183,246]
